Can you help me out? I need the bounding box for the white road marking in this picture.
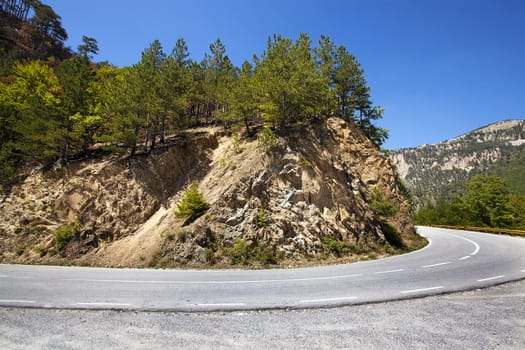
[76,302,131,307]
[197,303,246,307]
[459,256,471,260]
[477,275,505,282]
[452,234,480,256]
[61,274,363,285]
[299,296,357,303]
[0,299,36,303]
[422,262,451,268]
[400,286,444,294]
[374,269,405,275]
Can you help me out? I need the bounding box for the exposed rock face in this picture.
[390,119,525,209]
[0,134,218,262]
[0,117,422,267]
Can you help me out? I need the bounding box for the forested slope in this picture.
[0,1,424,267]
[2,1,388,183]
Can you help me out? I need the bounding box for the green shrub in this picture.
[256,247,279,265]
[15,246,25,256]
[204,248,216,265]
[320,236,363,257]
[300,158,313,168]
[148,249,163,267]
[176,229,188,242]
[165,231,176,241]
[380,222,404,248]
[370,188,398,217]
[321,236,344,257]
[232,134,242,154]
[222,240,250,265]
[35,246,47,257]
[55,223,80,251]
[221,240,279,266]
[256,208,269,228]
[158,257,169,268]
[174,183,210,222]
[257,127,279,153]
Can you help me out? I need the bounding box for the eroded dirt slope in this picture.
[0,118,424,267]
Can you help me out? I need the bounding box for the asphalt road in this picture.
[2,281,524,349]
[1,226,524,311]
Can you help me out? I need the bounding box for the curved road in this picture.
[1,226,524,312]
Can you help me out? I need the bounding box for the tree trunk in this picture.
[244,117,251,136]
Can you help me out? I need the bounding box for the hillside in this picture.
[391,119,525,208]
[0,2,71,61]
[0,117,423,268]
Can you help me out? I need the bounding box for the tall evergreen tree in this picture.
[134,39,165,151]
[254,34,328,127]
[159,38,193,135]
[224,60,258,134]
[77,36,99,59]
[202,38,236,124]
[56,54,96,155]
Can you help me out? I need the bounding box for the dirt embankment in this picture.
[0,118,425,268]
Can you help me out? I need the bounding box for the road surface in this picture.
[1,226,524,311]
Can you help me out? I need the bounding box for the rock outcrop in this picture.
[0,117,423,267]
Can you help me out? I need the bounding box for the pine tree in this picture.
[174,183,210,222]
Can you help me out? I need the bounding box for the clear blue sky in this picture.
[46,0,524,150]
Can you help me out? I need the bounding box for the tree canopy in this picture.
[415,175,525,230]
[1,26,389,182]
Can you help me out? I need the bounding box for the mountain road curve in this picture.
[1,226,524,312]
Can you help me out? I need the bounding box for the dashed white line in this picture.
[422,262,451,268]
[459,256,471,260]
[400,286,444,294]
[76,302,131,307]
[299,296,357,303]
[197,303,246,307]
[477,275,505,282]
[374,269,405,275]
[0,299,36,304]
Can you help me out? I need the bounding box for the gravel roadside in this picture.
[1,280,524,349]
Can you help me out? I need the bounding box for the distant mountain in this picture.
[390,119,525,209]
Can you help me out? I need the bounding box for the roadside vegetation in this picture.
[415,175,525,231]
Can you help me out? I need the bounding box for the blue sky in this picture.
[46,0,524,150]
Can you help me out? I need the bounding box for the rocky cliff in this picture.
[0,117,423,268]
[391,119,525,209]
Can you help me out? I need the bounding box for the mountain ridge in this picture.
[391,119,525,209]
